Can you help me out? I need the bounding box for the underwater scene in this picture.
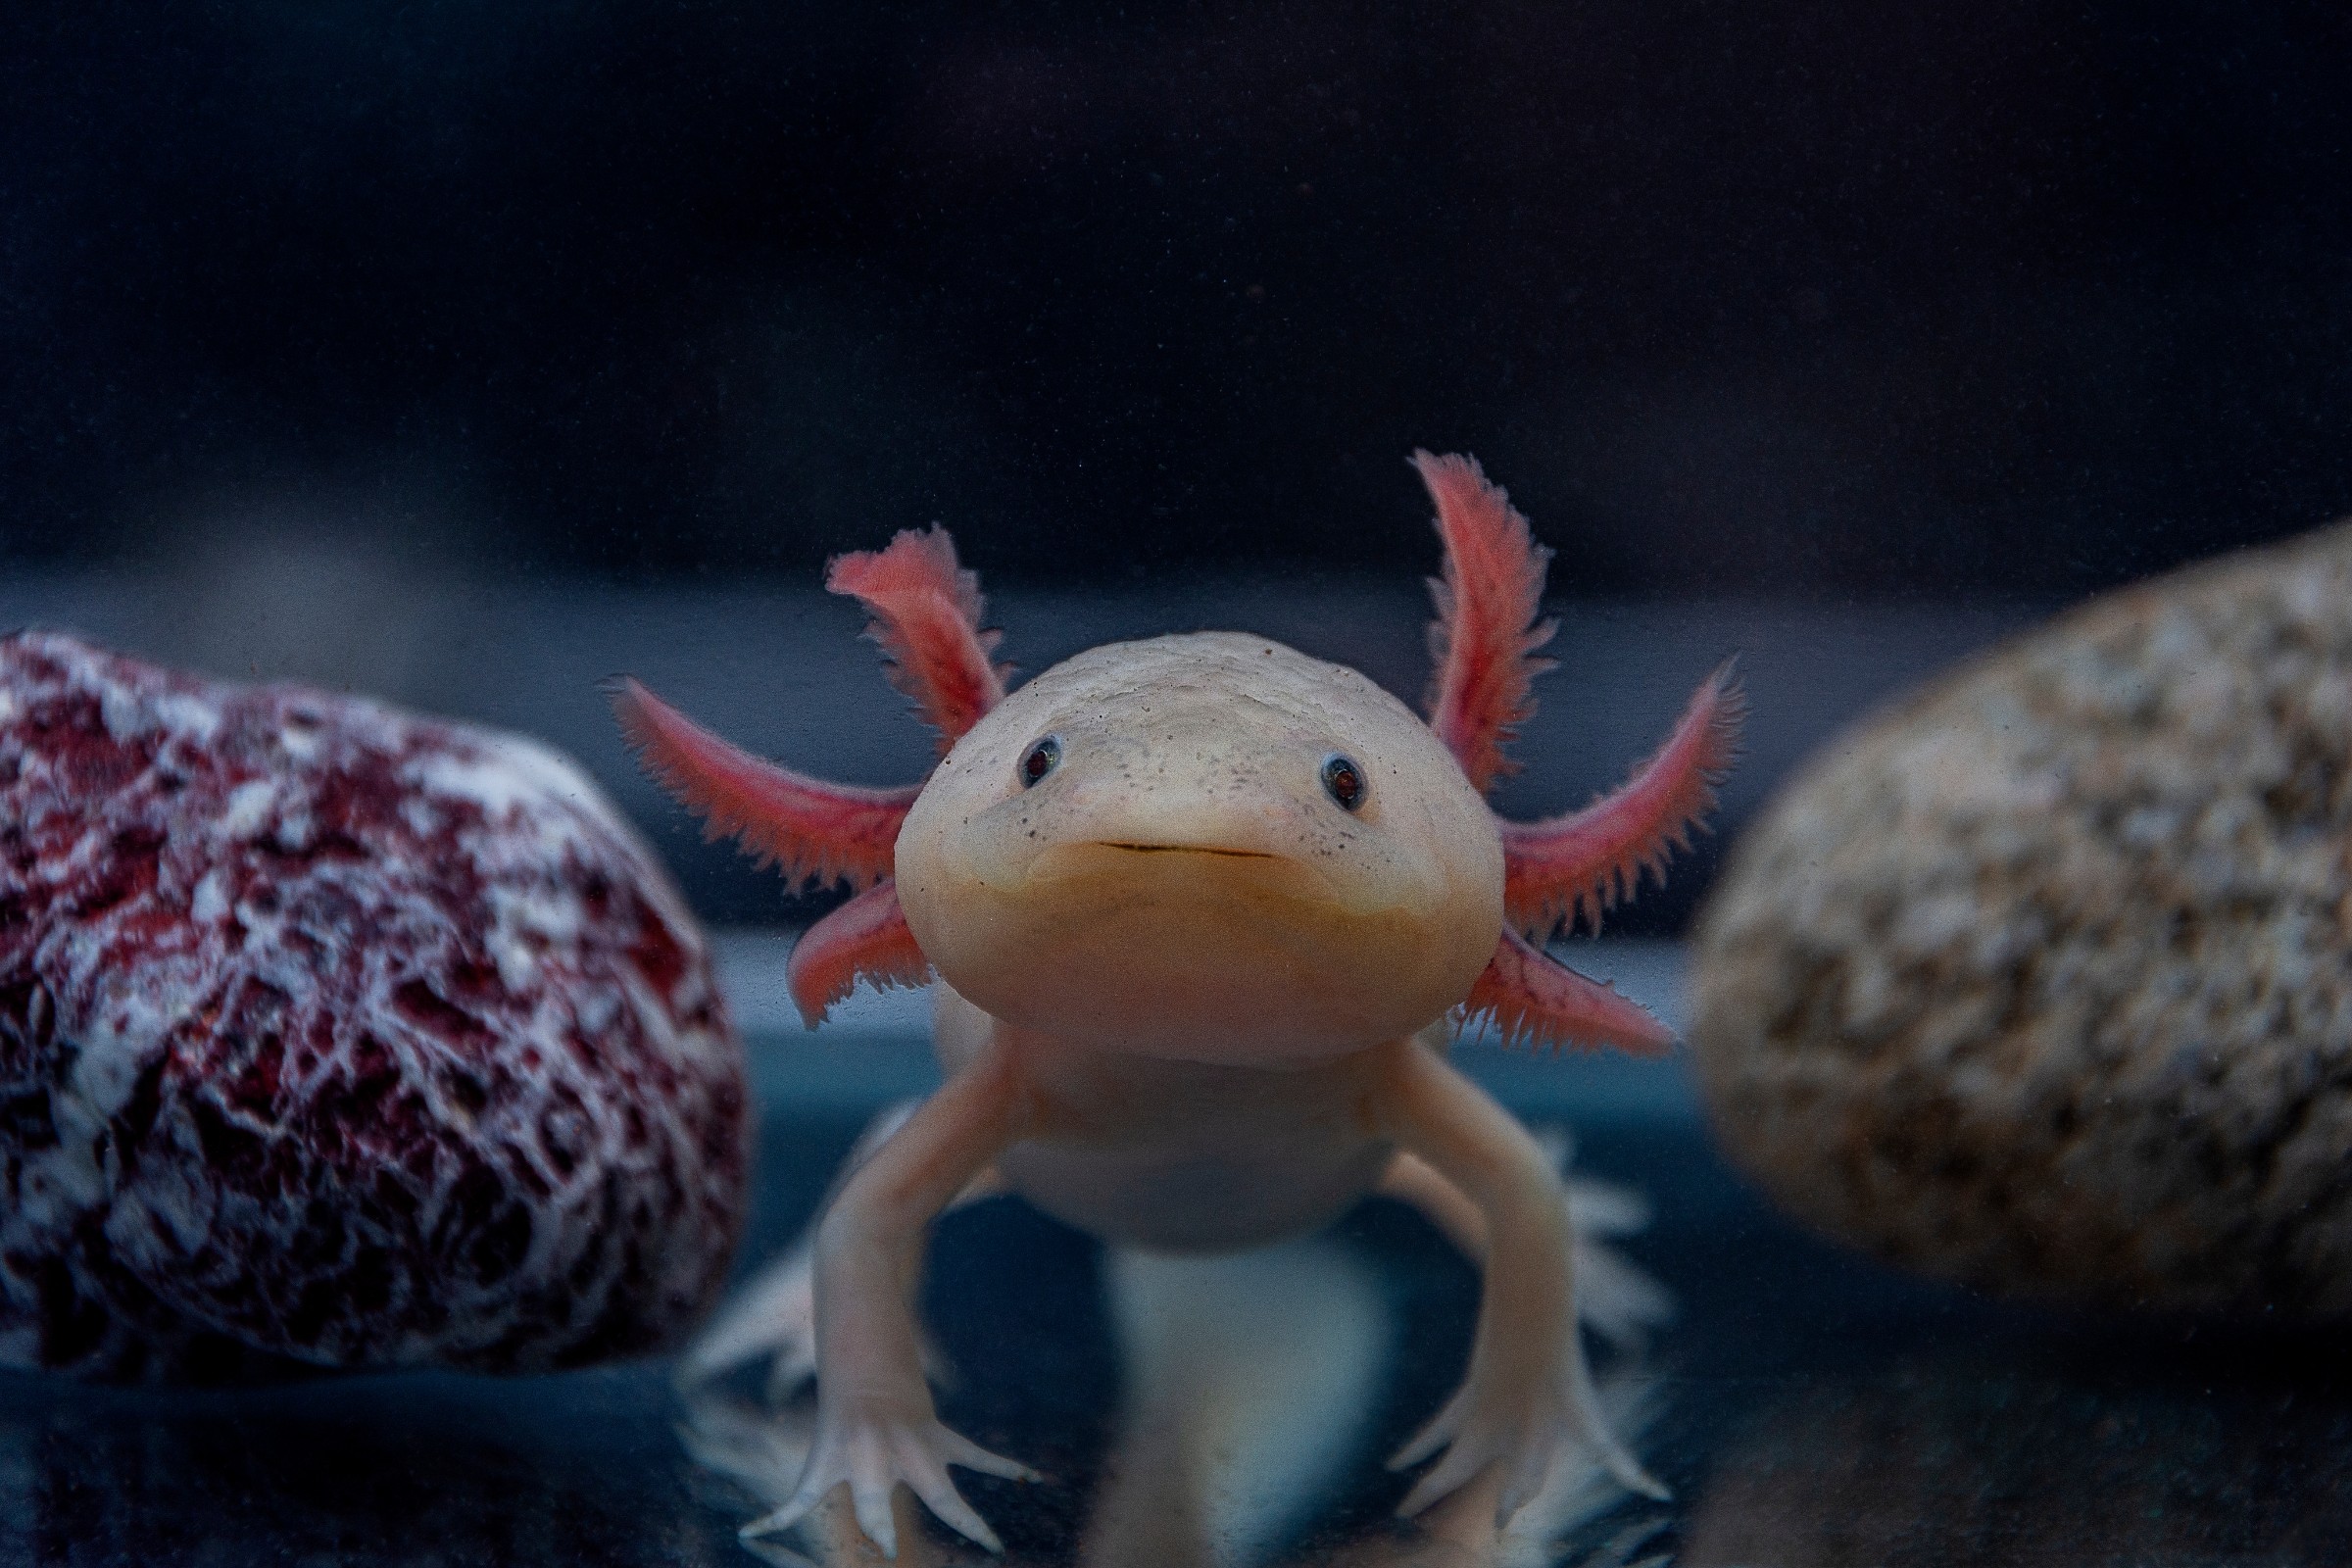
[6,6,2352,1566]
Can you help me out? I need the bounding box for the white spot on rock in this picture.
[190,868,230,925]
[220,779,277,839]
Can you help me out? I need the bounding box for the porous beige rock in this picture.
[1691,523,2352,1315]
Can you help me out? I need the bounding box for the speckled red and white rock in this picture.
[0,631,748,1379]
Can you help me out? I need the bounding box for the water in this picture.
[9,945,2347,1567]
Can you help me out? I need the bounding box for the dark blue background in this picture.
[8,2,2352,593]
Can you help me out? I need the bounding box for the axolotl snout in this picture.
[616,453,1742,1556]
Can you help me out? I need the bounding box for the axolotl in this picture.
[613,453,1742,1557]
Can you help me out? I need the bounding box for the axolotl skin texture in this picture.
[613,453,1742,1557]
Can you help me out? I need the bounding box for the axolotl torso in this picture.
[618,454,1741,1557]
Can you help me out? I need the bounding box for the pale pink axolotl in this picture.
[613,453,1742,1557]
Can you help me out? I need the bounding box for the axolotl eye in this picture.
[1320,753,1366,811]
[1019,734,1062,788]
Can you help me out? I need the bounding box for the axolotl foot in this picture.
[742,1399,1042,1558]
[1388,1339,1667,1523]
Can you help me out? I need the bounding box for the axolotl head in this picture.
[894,631,1503,1065]
[617,454,1730,1066]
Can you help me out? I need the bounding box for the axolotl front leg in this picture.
[763,1028,1658,1559]
[1370,1033,1668,1514]
[745,1043,1040,1558]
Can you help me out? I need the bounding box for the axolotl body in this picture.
[615,453,1742,1556]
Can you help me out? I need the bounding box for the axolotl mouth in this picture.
[1014,838,1356,913]
[1096,842,1277,858]
[916,836,1467,1060]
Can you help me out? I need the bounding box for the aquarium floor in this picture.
[5,937,2346,1567]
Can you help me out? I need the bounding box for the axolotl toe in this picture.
[614,452,1743,1557]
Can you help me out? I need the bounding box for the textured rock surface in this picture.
[1691,524,2352,1315]
[0,632,748,1378]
